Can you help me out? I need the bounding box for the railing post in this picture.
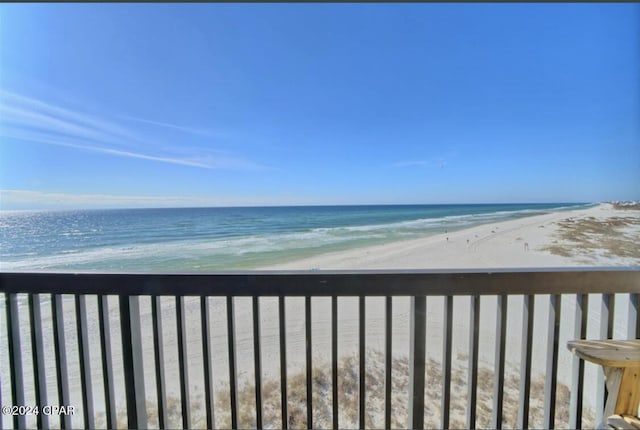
[6,293,26,430]
[492,295,507,430]
[518,294,534,430]
[152,296,168,429]
[52,295,71,429]
[76,295,94,429]
[280,296,289,430]
[176,296,191,429]
[306,296,313,429]
[227,295,238,429]
[570,294,588,429]
[467,295,480,430]
[98,296,117,430]
[227,296,239,429]
[441,296,453,430]
[201,297,215,430]
[254,296,264,429]
[384,296,393,430]
[119,295,147,430]
[359,296,366,430]
[543,294,561,429]
[331,296,338,430]
[408,296,426,430]
[29,294,48,430]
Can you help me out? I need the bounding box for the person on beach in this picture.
[524,242,529,251]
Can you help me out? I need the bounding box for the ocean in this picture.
[0,203,590,271]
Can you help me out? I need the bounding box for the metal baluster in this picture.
[227,296,238,429]
[254,297,263,429]
[543,294,561,429]
[305,296,313,429]
[52,295,71,429]
[76,295,94,429]
[359,296,366,429]
[467,295,480,430]
[492,295,507,430]
[120,295,147,430]
[29,294,48,429]
[408,296,426,430]
[176,296,191,429]
[98,296,116,430]
[384,296,393,430]
[7,294,25,429]
[279,296,288,430]
[152,296,168,429]
[332,296,338,430]
[442,296,453,430]
[518,295,534,429]
[202,297,216,430]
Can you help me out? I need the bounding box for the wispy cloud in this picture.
[120,115,223,138]
[0,127,213,168]
[0,90,142,146]
[0,90,265,170]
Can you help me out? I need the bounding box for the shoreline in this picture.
[259,203,640,269]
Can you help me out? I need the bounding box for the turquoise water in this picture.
[0,203,590,271]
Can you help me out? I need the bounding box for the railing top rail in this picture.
[1,268,639,296]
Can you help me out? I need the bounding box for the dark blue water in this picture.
[0,203,590,271]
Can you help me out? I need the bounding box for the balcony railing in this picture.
[1,269,639,429]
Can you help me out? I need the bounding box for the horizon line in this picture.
[0,201,599,213]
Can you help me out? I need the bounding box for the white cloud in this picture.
[1,127,213,168]
[0,90,143,146]
[120,115,223,138]
[0,90,266,170]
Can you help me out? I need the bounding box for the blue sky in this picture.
[1,3,638,209]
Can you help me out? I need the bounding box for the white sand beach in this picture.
[2,203,639,429]
[260,203,640,270]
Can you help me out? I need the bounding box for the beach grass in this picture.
[542,215,640,262]
[95,350,593,429]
